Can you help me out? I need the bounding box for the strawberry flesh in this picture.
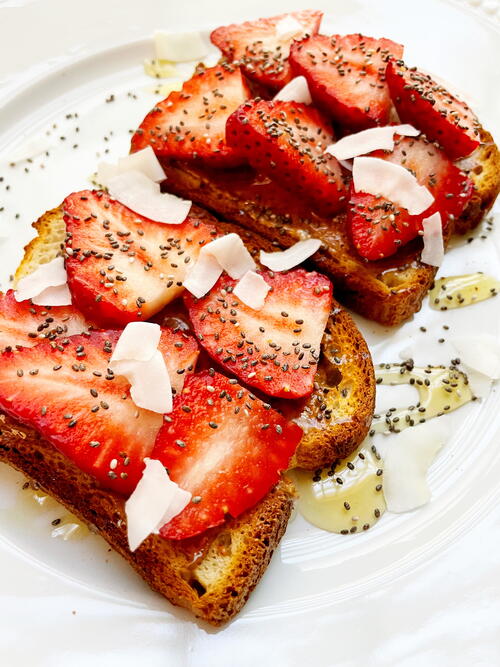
[64,190,217,327]
[290,34,403,130]
[153,370,302,540]
[348,135,474,260]
[210,10,323,90]
[184,269,332,399]
[226,99,347,215]
[386,60,480,160]
[0,289,91,351]
[0,329,199,494]
[130,64,252,167]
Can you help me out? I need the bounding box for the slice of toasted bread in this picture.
[0,201,373,625]
[0,412,294,626]
[13,205,375,469]
[159,128,500,326]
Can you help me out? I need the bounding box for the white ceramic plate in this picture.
[1,1,500,665]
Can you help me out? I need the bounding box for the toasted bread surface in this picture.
[455,129,500,234]
[159,128,500,326]
[0,413,293,626]
[13,207,66,286]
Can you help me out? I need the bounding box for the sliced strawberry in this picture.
[226,99,347,215]
[0,329,199,494]
[64,190,217,327]
[153,370,302,540]
[210,10,323,90]
[130,65,251,167]
[0,289,91,351]
[290,34,403,129]
[386,60,480,160]
[184,269,332,399]
[347,134,474,260]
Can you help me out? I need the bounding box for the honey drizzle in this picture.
[429,273,500,310]
[292,364,474,535]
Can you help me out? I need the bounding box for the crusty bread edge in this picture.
[0,413,294,626]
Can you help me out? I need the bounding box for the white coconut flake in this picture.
[352,157,434,215]
[154,30,208,62]
[183,252,224,299]
[203,233,256,279]
[451,334,500,380]
[110,322,161,363]
[260,238,322,272]
[98,147,166,186]
[110,323,172,414]
[421,212,444,267]
[183,233,256,298]
[32,284,72,307]
[275,15,304,39]
[234,271,271,310]
[112,352,173,414]
[107,170,191,224]
[325,124,419,161]
[14,257,70,304]
[383,420,450,513]
[125,458,191,551]
[274,76,312,104]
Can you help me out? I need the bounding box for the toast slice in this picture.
[12,204,374,469]
[158,127,500,326]
[0,412,294,626]
[0,201,374,625]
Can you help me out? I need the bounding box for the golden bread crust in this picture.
[0,413,294,626]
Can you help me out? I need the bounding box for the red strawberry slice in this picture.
[0,289,91,351]
[226,99,347,215]
[130,65,251,167]
[0,329,199,494]
[348,135,474,260]
[210,10,323,90]
[64,190,217,327]
[184,269,332,399]
[386,60,480,160]
[289,34,404,129]
[153,370,302,540]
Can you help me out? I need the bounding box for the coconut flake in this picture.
[106,170,191,224]
[111,352,172,414]
[154,30,208,62]
[352,157,434,215]
[260,238,322,272]
[275,15,304,39]
[183,252,224,299]
[110,322,161,363]
[383,420,450,513]
[110,323,172,414]
[451,334,500,380]
[14,257,70,304]
[98,147,166,186]
[234,271,271,310]
[325,124,419,161]
[421,212,444,267]
[125,458,191,551]
[32,284,72,307]
[183,234,256,298]
[274,76,312,104]
[203,233,256,279]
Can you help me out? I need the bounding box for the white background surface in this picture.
[1,1,500,665]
